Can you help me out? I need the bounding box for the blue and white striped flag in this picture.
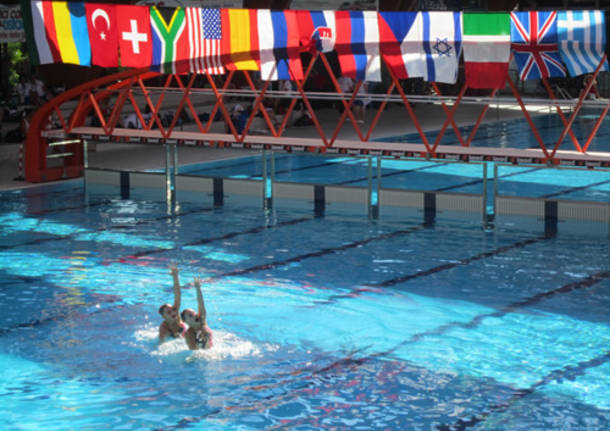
[420,11,462,84]
[557,10,608,77]
[383,11,462,84]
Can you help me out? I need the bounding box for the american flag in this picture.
[186,7,224,75]
[511,11,566,80]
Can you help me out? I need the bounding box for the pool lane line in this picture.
[439,168,609,199]
[205,224,427,282]
[0,294,122,337]
[155,410,222,431]
[304,270,610,428]
[435,166,541,192]
[335,162,449,186]
[540,178,610,199]
[0,202,224,251]
[389,269,610,349]
[262,158,445,183]
[0,193,109,217]
[0,185,83,202]
[182,153,293,176]
[124,215,314,259]
[189,156,448,185]
[366,234,549,289]
[311,234,551,306]
[19,198,114,217]
[436,347,610,431]
[233,158,337,179]
[407,114,590,148]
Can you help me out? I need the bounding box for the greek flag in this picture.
[557,11,608,76]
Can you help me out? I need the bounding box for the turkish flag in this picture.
[85,3,118,68]
[116,5,152,68]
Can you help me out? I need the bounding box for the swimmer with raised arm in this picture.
[181,277,213,350]
[158,265,187,343]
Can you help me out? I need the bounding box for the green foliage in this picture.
[7,41,29,89]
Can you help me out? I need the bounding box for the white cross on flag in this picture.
[117,5,152,68]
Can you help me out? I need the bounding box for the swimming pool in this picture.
[1,179,608,430]
[178,153,610,204]
[378,110,610,153]
[175,114,610,204]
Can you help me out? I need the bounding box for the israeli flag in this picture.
[420,11,462,84]
[557,11,609,76]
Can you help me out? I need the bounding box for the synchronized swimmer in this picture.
[181,277,213,350]
[158,266,213,350]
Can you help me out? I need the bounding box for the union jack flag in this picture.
[510,11,567,80]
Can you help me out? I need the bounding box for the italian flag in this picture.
[463,13,511,89]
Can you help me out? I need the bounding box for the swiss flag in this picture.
[85,3,118,68]
[117,5,152,68]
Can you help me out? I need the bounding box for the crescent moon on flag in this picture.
[92,8,111,30]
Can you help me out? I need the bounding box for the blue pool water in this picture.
[378,111,610,153]
[173,113,610,204]
[0,177,608,430]
[179,154,610,203]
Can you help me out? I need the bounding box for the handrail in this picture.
[128,86,608,108]
[25,68,158,182]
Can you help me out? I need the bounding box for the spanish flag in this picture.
[220,8,259,71]
[21,0,91,66]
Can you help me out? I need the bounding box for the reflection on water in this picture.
[0,183,608,430]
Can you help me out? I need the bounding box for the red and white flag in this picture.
[117,5,152,68]
[186,7,224,75]
[85,3,118,68]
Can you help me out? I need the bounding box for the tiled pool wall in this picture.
[85,165,610,238]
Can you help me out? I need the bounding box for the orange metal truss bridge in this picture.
[25,52,610,183]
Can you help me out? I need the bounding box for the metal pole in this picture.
[173,143,179,177]
[374,156,381,218]
[367,156,373,218]
[493,163,498,220]
[83,139,89,205]
[482,162,488,226]
[262,150,268,208]
[271,151,275,184]
[165,143,172,202]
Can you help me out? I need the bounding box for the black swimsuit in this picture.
[168,322,187,338]
[195,329,212,349]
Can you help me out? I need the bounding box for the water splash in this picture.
[132,325,276,361]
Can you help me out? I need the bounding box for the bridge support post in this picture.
[165,143,176,203]
[368,156,380,219]
[492,163,499,223]
[173,144,179,177]
[83,139,89,206]
[262,150,273,210]
[482,162,494,230]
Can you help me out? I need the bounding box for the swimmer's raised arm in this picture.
[170,265,181,310]
[194,277,207,326]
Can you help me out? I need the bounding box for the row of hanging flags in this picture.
[20,1,610,89]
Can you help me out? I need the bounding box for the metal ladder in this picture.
[45,139,80,161]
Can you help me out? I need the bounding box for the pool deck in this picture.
[0,102,554,192]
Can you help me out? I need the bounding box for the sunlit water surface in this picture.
[0,179,608,430]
